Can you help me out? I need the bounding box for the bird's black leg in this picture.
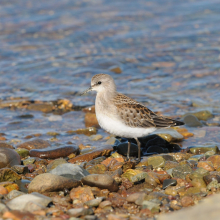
[134,138,141,162]
[126,140,131,161]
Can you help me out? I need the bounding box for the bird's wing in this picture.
[113,93,183,128]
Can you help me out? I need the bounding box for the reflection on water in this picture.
[0,0,220,147]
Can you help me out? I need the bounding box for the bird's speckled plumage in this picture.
[82,73,184,160]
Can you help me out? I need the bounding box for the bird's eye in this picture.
[97,81,102,85]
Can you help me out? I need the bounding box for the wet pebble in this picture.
[183,115,203,127]
[197,161,214,171]
[23,157,36,165]
[11,165,28,174]
[148,156,165,168]
[7,192,52,210]
[69,145,113,163]
[70,186,94,203]
[47,158,67,172]
[183,110,213,121]
[30,145,79,159]
[203,174,220,185]
[0,142,14,149]
[5,190,25,200]
[73,127,97,136]
[28,173,81,193]
[85,197,103,207]
[152,129,184,142]
[89,134,103,141]
[162,179,177,190]
[14,148,29,158]
[27,103,53,113]
[172,164,192,179]
[67,208,93,217]
[0,148,21,169]
[87,164,108,174]
[17,138,51,150]
[82,174,119,192]
[207,155,220,169]
[84,113,99,128]
[0,168,21,182]
[189,145,218,154]
[49,163,89,180]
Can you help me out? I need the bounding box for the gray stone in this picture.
[5,190,26,200]
[84,198,103,207]
[172,164,192,179]
[183,115,203,127]
[67,208,93,217]
[81,174,119,192]
[49,163,89,180]
[6,193,52,210]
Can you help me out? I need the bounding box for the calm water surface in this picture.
[0,0,220,147]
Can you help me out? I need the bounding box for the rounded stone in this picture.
[0,148,21,169]
[115,142,138,157]
[29,145,79,159]
[0,143,14,149]
[162,179,177,190]
[0,169,21,182]
[49,163,89,180]
[207,155,220,169]
[81,174,119,192]
[172,164,192,179]
[183,115,202,127]
[70,186,94,203]
[197,161,214,171]
[148,156,165,168]
[14,148,29,158]
[17,139,51,150]
[203,174,220,185]
[28,173,81,193]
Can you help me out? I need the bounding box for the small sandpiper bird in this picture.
[81,73,184,161]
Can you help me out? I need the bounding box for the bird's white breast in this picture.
[96,112,157,138]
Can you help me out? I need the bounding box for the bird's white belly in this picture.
[96,113,156,138]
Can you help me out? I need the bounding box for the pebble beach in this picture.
[0,0,220,219]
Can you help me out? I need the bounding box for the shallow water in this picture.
[0,0,220,147]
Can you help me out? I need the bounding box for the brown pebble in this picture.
[29,145,79,159]
[180,196,194,207]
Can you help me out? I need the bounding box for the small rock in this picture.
[105,137,117,145]
[5,190,25,200]
[0,185,8,195]
[85,198,103,207]
[184,110,213,121]
[69,145,113,163]
[67,208,93,217]
[197,161,214,171]
[28,173,81,193]
[87,164,108,174]
[14,148,29,158]
[148,156,165,168]
[203,174,220,185]
[3,210,35,220]
[162,179,177,190]
[82,174,119,192]
[29,145,79,159]
[0,148,21,169]
[74,127,97,136]
[172,164,192,179]
[23,157,36,165]
[7,192,52,210]
[11,165,28,174]
[164,161,179,170]
[189,145,218,154]
[191,178,206,188]
[15,179,30,193]
[153,128,184,142]
[17,139,51,150]
[70,186,94,203]
[183,115,203,127]
[180,196,194,207]
[47,158,67,172]
[207,180,220,190]
[84,113,99,128]
[49,163,89,180]
[109,66,122,74]
[0,168,21,182]
[89,134,103,141]
[0,142,14,149]
[207,155,220,169]
[27,103,53,113]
